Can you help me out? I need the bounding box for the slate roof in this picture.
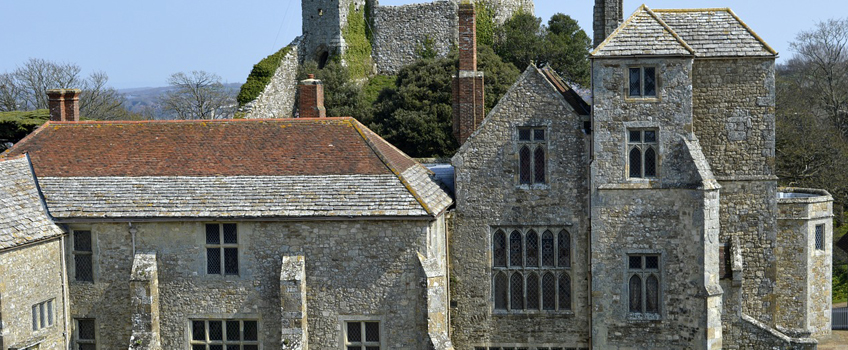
[593,5,776,58]
[540,66,591,116]
[3,118,452,219]
[0,156,64,250]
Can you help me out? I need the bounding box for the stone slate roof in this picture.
[0,156,64,250]
[593,5,776,58]
[539,66,591,116]
[3,118,452,219]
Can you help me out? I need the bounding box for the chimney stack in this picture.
[47,89,81,122]
[593,0,624,47]
[298,74,326,118]
[452,2,485,146]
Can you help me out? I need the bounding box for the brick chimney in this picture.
[452,2,485,146]
[298,74,326,118]
[47,89,81,122]
[593,0,624,47]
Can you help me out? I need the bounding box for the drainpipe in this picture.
[587,58,595,350]
[60,233,71,348]
[129,222,137,256]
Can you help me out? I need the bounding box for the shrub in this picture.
[342,3,373,79]
[237,46,293,107]
[0,109,50,151]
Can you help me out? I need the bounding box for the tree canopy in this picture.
[160,71,235,120]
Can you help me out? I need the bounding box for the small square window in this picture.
[206,224,239,275]
[189,319,259,349]
[76,318,96,350]
[345,321,381,349]
[628,66,657,98]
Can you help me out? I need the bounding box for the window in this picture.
[492,228,571,312]
[719,244,731,279]
[628,66,657,98]
[345,321,381,350]
[31,299,54,331]
[190,319,258,350]
[815,224,825,251]
[474,347,588,350]
[75,318,96,350]
[73,230,94,282]
[628,255,660,317]
[627,129,658,178]
[206,223,239,275]
[518,127,546,185]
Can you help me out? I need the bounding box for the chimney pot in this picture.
[46,88,81,122]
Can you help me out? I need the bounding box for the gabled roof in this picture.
[593,5,776,58]
[592,5,694,57]
[0,156,64,250]
[539,67,591,116]
[3,118,452,219]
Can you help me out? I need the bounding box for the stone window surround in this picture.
[205,223,240,276]
[68,227,98,283]
[624,64,661,101]
[338,315,384,350]
[184,313,260,349]
[491,226,573,314]
[814,223,825,251]
[514,121,552,190]
[622,121,661,184]
[517,126,547,186]
[188,318,260,350]
[623,249,664,321]
[811,220,829,256]
[31,298,55,332]
[74,317,97,350]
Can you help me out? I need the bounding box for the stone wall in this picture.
[450,67,591,349]
[372,1,458,74]
[0,238,67,350]
[241,39,301,119]
[65,218,446,349]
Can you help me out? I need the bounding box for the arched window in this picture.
[629,147,642,178]
[493,230,506,267]
[644,147,656,177]
[526,230,539,267]
[558,230,570,268]
[629,275,642,313]
[510,272,524,310]
[542,272,556,310]
[509,231,523,267]
[646,275,659,314]
[494,272,508,310]
[526,273,540,310]
[541,231,554,267]
[519,146,532,184]
[534,146,545,184]
[559,273,572,311]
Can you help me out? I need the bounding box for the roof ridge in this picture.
[653,8,777,56]
[644,6,695,55]
[46,117,354,125]
[349,119,435,216]
[591,4,694,56]
[652,8,732,13]
[591,4,645,56]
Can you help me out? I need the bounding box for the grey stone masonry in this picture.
[280,255,307,350]
[372,1,457,74]
[129,251,161,350]
[241,38,301,119]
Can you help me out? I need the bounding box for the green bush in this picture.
[342,3,373,79]
[0,109,50,151]
[363,75,396,105]
[237,46,293,107]
[475,1,496,47]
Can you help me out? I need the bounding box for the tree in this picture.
[296,60,373,124]
[160,71,234,120]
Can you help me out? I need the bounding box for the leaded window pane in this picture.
[347,322,361,342]
[526,273,540,310]
[206,224,220,244]
[210,345,223,350]
[646,275,659,314]
[644,130,656,143]
[629,147,642,178]
[526,231,539,267]
[645,256,659,269]
[644,147,657,177]
[629,130,641,143]
[644,67,656,96]
[542,231,555,267]
[519,128,531,141]
[224,248,239,274]
[365,322,380,341]
[223,224,238,244]
[192,321,206,341]
[534,146,546,184]
[74,230,92,251]
[519,146,532,184]
[493,230,506,267]
[494,272,508,310]
[815,224,824,250]
[629,255,642,269]
[629,275,642,313]
[629,68,641,96]
[207,248,221,274]
[209,321,223,341]
[226,321,240,341]
[192,345,205,350]
[510,272,524,310]
[534,129,545,141]
[558,230,570,268]
[75,254,94,282]
[559,273,572,311]
[244,346,259,350]
[243,321,258,341]
[509,231,523,267]
[542,273,556,310]
[227,345,239,350]
[78,319,95,340]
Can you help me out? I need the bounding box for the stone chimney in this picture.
[298,74,326,118]
[47,89,81,122]
[452,2,485,146]
[593,0,624,47]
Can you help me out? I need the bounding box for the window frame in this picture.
[491,227,573,314]
[339,316,384,350]
[517,127,548,187]
[627,65,658,99]
[625,253,663,320]
[74,318,97,350]
[31,299,55,332]
[815,224,825,251]
[71,229,95,282]
[188,318,260,350]
[626,128,659,180]
[205,223,240,276]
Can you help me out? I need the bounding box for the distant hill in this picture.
[118,83,241,119]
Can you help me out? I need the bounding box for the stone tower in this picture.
[301,0,372,67]
[593,0,623,47]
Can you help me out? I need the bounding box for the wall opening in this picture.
[318,51,330,69]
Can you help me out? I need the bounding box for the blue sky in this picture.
[0,0,841,89]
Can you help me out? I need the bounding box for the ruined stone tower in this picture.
[301,0,372,67]
[593,0,623,47]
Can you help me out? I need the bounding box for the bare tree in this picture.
[160,71,234,120]
[0,72,22,111]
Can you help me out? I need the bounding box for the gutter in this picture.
[50,215,437,224]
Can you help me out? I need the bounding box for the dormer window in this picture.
[628,66,657,98]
